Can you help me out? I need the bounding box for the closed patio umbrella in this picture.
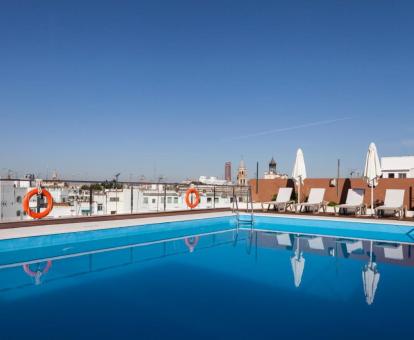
[363,143,382,215]
[292,148,307,204]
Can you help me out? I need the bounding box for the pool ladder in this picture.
[232,186,255,229]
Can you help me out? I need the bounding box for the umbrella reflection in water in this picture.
[362,241,380,305]
[291,236,305,288]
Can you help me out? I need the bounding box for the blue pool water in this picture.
[0,216,413,339]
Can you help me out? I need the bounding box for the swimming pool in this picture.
[0,215,413,339]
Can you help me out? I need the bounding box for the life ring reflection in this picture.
[23,260,52,285]
[184,236,200,253]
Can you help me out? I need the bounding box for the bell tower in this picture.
[237,159,247,186]
[269,157,277,174]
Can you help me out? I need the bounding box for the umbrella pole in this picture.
[371,184,374,216]
[298,177,301,204]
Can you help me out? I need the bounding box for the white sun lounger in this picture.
[295,188,326,214]
[335,239,364,257]
[334,189,366,216]
[375,243,404,260]
[276,233,292,247]
[344,240,363,253]
[375,189,406,219]
[261,187,294,212]
[308,236,325,250]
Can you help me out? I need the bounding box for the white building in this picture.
[198,176,231,186]
[0,180,28,221]
[263,157,288,179]
[47,187,71,203]
[381,156,414,178]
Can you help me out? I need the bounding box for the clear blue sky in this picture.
[1,1,414,181]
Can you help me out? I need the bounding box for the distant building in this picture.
[51,170,59,181]
[381,156,414,178]
[198,176,231,186]
[225,162,232,182]
[237,159,248,186]
[263,157,288,179]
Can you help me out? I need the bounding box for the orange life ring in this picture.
[184,236,199,253]
[23,188,54,219]
[185,188,200,209]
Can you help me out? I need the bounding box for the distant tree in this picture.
[90,183,104,191]
[101,180,123,189]
[80,183,104,191]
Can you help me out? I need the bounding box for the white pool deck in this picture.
[0,212,413,241]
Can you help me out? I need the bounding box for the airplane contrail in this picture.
[227,117,352,141]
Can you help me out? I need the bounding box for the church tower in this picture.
[237,159,247,186]
[269,157,277,174]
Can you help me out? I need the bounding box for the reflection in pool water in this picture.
[22,260,52,285]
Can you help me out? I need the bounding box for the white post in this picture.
[371,183,374,216]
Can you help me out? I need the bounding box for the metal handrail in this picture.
[232,185,254,228]
[248,186,255,223]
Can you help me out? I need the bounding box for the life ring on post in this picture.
[185,188,200,209]
[23,188,54,219]
[184,236,199,253]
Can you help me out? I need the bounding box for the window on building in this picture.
[152,198,156,204]
[388,173,395,178]
[16,196,22,203]
[167,197,172,204]
[214,197,219,203]
[143,197,149,204]
[109,197,120,202]
[97,204,103,211]
[16,210,21,217]
[207,197,212,203]
[174,197,178,204]
[399,173,407,179]
[230,197,233,203]
[111,211,116,215]
[161,197,165,204]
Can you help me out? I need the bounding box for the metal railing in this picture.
[0,177,251,223]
